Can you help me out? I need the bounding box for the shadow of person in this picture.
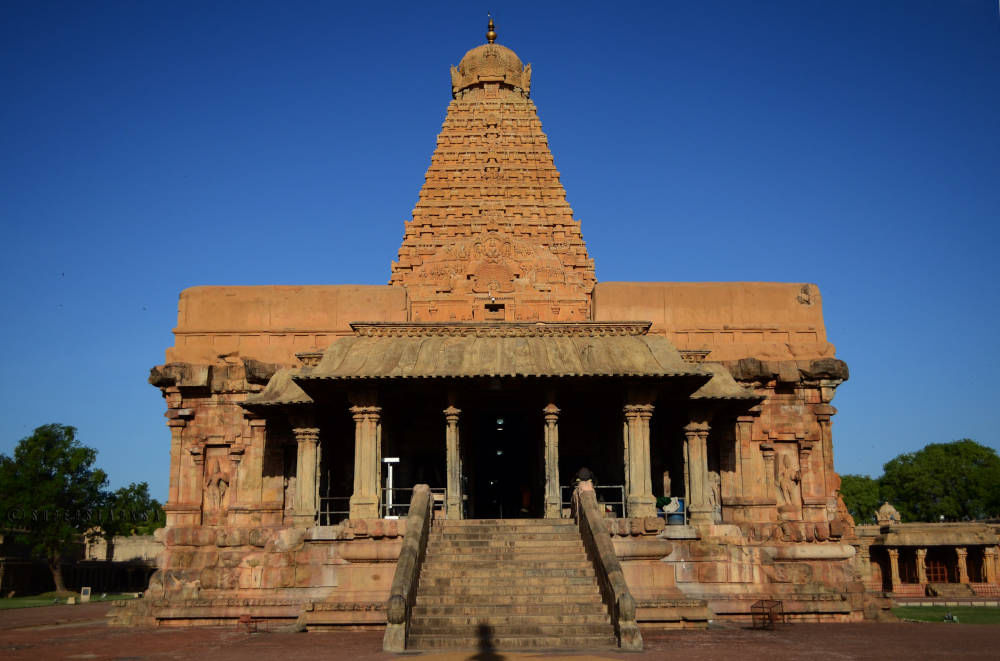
[467,622,505,661]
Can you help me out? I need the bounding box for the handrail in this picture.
[573,486,643,651]
[383,483,433,652]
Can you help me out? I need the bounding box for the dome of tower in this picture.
[450,18,531,97]
[456,43,524,82]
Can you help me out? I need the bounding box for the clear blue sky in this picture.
[2,1,999,501]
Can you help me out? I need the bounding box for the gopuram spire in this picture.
[389,28,596,323]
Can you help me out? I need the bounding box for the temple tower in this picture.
[390,23,596,322]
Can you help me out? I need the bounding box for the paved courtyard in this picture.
[1,604,996,660]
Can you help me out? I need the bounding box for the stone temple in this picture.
[115,22,894,648]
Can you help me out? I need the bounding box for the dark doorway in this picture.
[466,407,542,519]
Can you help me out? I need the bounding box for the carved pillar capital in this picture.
[443,405,461,425]
[350,405,382,423]
[543,403,561,424]
[292,427,320,444]
[624,403,654,419]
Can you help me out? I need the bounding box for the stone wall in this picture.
[166,285,407,365]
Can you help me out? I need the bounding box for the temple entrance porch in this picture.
[295,372,729,526]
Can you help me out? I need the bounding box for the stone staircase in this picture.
[927,582,977,598]
[407,519,618,651]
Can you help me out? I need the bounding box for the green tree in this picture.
[0,424,108,593]
[838,474,880,524]
[101,481,165,538]
[879,439,1000,522]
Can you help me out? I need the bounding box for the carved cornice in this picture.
[349,321,652,338]
[679,349,711,364]
[296,351,323,367]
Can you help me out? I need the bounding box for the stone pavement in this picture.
[1,604,997,660]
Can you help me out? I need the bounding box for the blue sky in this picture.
[2,1,999,500]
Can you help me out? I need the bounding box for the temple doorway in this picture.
[465,406,543,519]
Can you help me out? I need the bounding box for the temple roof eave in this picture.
[291,323,705,383]
[242,368,313,408]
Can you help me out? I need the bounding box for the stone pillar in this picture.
[916,548,928,585]
[350,405,382,520]
[888,548,901,591]
[242,418,267,506]
[292,424,320,526]
[684,421,713,525]
[957,547,969,584]
[543,403,562,519]
[760,443,776,503]
[735,416,755,497]
[797,438,814,499]
[227,446,244,509]
[444,406,462,520]
[166,419,186,508]
[984,547,998,584]
[623,404,656,518]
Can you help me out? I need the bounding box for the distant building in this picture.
[857,503,1000,598]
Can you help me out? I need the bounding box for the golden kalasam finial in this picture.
[486,15,497,43]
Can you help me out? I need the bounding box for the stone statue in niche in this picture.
[776,453,801,519]
[203,455,231,512]
[284,475,297,513]
[708,471,722,522]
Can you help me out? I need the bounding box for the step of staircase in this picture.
[406,518,618,652]
[408,632,618,650]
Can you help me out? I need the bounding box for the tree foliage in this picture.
[102,481,165,537]
[879,439,1000,522]
[838,474,880,524]
[0,424,107,592]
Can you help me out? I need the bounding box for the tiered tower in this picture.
[390,20,596,322]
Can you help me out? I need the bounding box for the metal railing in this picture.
[382,487,446,519]
[318,488,445,524]
[561,484,626,518]
[319,496,351,526]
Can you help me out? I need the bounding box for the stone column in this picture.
[292,424,320,526]
[623,404,656,518]
[444,406,462,520]
[797,438,814,499]
[888,548,901,591]
[984,547,998,584]
[957,547,969,584]
[350,405,382,520]
[242,418,267,507]
[760,443,776,502]
[916,548,928,585]
[543,403,562,519]
[735,415,755,497]
[166,419,186,508]
[684,421,713,525]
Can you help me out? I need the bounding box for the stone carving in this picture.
[203,454,231,512]
[708,471,722,521]
[876,501,900,527]
[776,453,801,516]
[349,321,651,338]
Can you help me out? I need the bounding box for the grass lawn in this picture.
[893,606,1000,624]
[0,591,138,610]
